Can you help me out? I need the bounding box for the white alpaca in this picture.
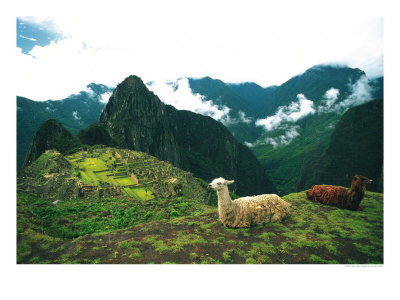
[208,177,290,228]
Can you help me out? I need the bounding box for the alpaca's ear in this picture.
[227,180,235,185]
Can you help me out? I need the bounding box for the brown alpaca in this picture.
[306,175,372,210]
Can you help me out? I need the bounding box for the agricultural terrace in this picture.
[65,148,183,201]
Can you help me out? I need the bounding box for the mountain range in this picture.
[22,76,276,196]
[17,83,113,170]
[17,64,383,195]
[185,65,383,193]
[298,99,383,192]
[16,64,384,266]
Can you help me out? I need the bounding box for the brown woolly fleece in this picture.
[306,174,372,211]
[209,177,290,228]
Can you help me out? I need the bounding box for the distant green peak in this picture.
[38,118,69,132]
[121,75,145,87]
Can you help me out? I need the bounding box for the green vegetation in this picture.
[65,150,154,200]
[298,99,383,193]
[17,187,383,264]
[17,84,113,171]
[17,68,384,265]
[19,147,209,203]
[252,111,337,194]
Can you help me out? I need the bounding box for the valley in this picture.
[17,66,384,195]
[17,146,383,264]
[16,65,384,265]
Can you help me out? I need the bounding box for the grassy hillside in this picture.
[17,84,112,171]
[298,99,383,192]
[18,147,208,203]
[17,188,383,264]
[252,112,339,194]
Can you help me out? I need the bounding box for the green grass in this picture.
[131,187,153,200]
[115,177,135,185]
[17,154,383,265]
[16,190,205,243]
[65,151,149,199]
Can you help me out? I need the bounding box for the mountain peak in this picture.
[97,75,276,195]
[119,75,146,88]
[86,83,113,95]
[21,119,83,172]
[304,64,366,77]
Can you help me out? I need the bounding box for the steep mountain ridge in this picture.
[297,99,383,192]
[17,83,113,170]
[188,76,262,117]
[187,77,267,143]
[18,65,383,196]
[21,119,83,172]
[246,66,383,194]
[94,75,276,196]
[260,65,366,117]
[228,82,278,116]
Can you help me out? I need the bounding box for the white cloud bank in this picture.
[250,76,375,148]
[146,78,231,123]
[98,92,113,104]
[264,125,301,148]
[324,88,340,107]
[255,94,316,131]
[318,75,373,113]
[16,16,383,101]
[335,76,373,110]
[245,125,300,149]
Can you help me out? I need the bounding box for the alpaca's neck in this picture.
[348,183,366,203]
[217,186,233,210]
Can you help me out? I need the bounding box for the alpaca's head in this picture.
[347,174,373,185]
[208,177,235,191]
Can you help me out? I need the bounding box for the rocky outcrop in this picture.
[99,76,180,166]
[21,119,83,172]
[97,75,276,196]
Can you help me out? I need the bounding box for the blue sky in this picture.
[17,18,63,54]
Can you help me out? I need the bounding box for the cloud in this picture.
[146,78,231,123]
[255,94,316,131]
[98,92,112,104]
[72,111,81,120]
[336,75,373,110]
[16,16,383,100]
[317,88,340,113]
[264,126,300,148]
[81,85,113,103]
[324,88,340,107]
[246,125,300,148]
[82,86,95,97]
[45,106,55,112]
[238,111,252,124]
[18,35,38,42]
[252,75,375,148]
[317,75,373,113]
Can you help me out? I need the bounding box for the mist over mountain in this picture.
[18,64,383,195]
[80,75,277,196]
[17,83,113,170]
[247,66,383,194]
[146,77,264,144]
[297,99,383,193]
